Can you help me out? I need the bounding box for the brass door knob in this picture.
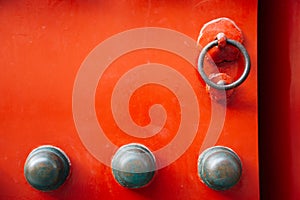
[198,146,242,190]
[111,143,156,189]
[24,145,71,191]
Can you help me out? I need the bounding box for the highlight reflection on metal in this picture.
[198,146,242,191]
[24,145,71,191]
[198,38,251,90]
[111,143,156,189]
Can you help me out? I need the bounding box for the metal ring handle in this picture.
[198,39,251,90]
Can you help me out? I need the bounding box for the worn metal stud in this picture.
[111,143,156,189]
[24,145,71,191]
[198,146,242,190]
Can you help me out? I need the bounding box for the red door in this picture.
[259,0,300,199]
[0,1,258,199]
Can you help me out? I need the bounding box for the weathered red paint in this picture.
[0,1,258,199]
[206,73,235,103]
[198,18,244,64]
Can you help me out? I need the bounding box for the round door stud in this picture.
[111,143,156,189]
[198,146,242,190]
[24,145,71,191]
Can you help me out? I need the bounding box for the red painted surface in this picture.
[198,18,244,64]
[0,1,258,199]
[259,0,300,199]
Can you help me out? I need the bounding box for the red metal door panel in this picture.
[0,1,258,199]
